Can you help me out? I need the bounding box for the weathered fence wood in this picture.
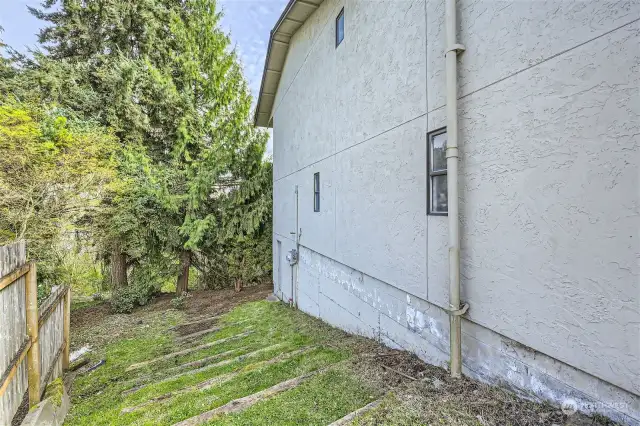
[0,339,30,396]
[25,262,41,406]
[0,241,28,424]
[0,264,29,291]
[63,288,71,370]
[0,241,71,425]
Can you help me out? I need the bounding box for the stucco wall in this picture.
[270,0,640,422]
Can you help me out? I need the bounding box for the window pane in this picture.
[336,11,344,45]
[431,132,447,172]
[431,174,448,213]
[314,173,320,211]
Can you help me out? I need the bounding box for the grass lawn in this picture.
[65,285,616,426]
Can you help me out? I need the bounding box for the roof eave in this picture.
[254,0,324,128]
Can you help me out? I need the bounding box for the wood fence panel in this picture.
[0,241,28,424]
[38,287,65,389]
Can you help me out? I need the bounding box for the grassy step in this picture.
[210,367,381,426]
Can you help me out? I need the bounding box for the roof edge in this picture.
[254,0,323,127]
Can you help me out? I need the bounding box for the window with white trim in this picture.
[428,129,448,214]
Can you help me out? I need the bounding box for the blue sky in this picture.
[0,0,286,152]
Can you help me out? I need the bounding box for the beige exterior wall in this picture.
[270,0,640,423]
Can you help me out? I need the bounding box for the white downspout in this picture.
[288,185,300,309]
[294,184,300,309]
[444,0,468,378]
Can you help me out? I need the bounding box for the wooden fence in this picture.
[0,241,70,425]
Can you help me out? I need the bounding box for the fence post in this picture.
[63,287,71,370]
[25,262,41,406]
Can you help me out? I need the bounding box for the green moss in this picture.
[44,378,65,408]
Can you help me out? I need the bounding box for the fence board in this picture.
[0,243,70,425]
[38,287,65,389]
[0,241,28,424]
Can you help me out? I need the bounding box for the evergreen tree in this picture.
[4,0,272,303]
[26,0,184,287]
[148,0,268,294]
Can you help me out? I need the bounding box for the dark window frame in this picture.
[335,8,344,47]
[427,128,448,216]
[313,172,320,212]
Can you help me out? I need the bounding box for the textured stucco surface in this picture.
[425,21,640,395]
[426,0,640,111]
[334,0,426,152]
[270,0,640,422]
[334,117,428,298]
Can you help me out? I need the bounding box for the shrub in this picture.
[170,295,186,310]
[109,257,173,313]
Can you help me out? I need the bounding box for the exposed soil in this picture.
[172,317,220,337]
[70,285,272,352]
[350,349,613,426]
[151,285,272,318]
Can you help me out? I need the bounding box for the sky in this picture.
[0,0,286,153]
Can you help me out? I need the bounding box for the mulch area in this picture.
[71,285,272,331]
[327,333,613,425]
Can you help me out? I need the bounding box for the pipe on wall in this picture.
[444,0,468,378]
[294,184,299,309]
[288,185,300,309]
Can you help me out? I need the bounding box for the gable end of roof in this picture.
[254,0,325,127]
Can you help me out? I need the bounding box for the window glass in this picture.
[431,132,447,172]
[336,9,344,46]
[314,172,320,212]
[428,129,448,215]
[431,174,448,213]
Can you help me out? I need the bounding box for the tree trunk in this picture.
[176,250,191,296]
[234,255,245,293]
[111,242,128,290]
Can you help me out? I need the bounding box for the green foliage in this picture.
[0,101,117,296]
[111,256,174,313]
[111,285,153,314]
[1,0,273,302]
[170,295,186,310]
[58,250,105,297]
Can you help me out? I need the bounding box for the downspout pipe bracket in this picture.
[447,303,469,316]
[445,146,459,159]
[445,44,466,56]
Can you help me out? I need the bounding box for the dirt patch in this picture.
[353,357,611,426]
[326,337,612,426]
[172,317,219,336]
[149,285,273,318]
[71,302,111,331]
[70,284,271,352]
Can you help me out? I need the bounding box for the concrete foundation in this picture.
[276,244,639,425]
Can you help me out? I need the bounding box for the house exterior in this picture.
[254,0,639,423]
